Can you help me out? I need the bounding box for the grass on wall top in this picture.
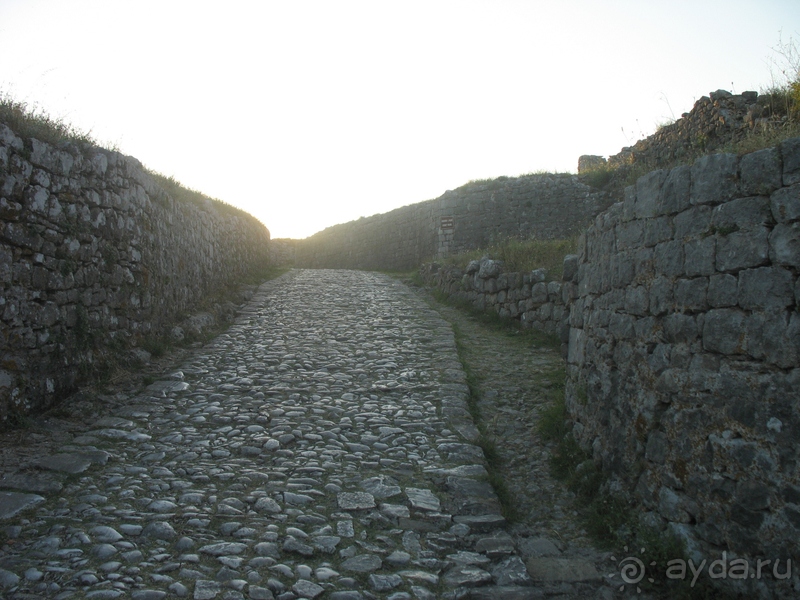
[442,236,579,279]
[0,93,264,227]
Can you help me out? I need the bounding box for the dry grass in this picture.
[0,92,261,225]
[443,236,578,278]
[0,92,99,148]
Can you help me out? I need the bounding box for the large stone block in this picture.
[609,252,635,288]
[643,216,673,247]
[624,286,649,316]
[635,169,668,219]
[658,165,692,215]
[690,153,739,205]
[780,136,800,186]
[684,237,715,277]
[712,196,773,230]
[547,281,562,302]
[633,247,654,278]
[715,226,770,272]
[674,205,713,239]
[586,229,615,264]
[769,184,800,223]
[740,147,782,196]
[615,220,644,249]
[648,276,674,316]
[562,254,579,282]
[531,282,548,304]
[737,267,795,311]
[769,222,800,268]
[703,308,746,354]
[663,313,699,343]
[653,239,684,277]
[609,312,635,339]
[743,311,798,366]
[561,282,578,303]
[622,185,636,222]
[707,273,738,307]
[568,328,586,365]
[674,277,708,312]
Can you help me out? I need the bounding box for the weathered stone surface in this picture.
[443,565,493,587]
[477,258,503,279]
[0,491,45,519]
[716,226,770,271]
[360,476,401,498]
[781,136,800,185]
[740,146,782,196]
[635,169,668,218]
[293,579,325,598]
[198,542,247,556]
[341,554,382,573]
[770,222,800,266]
[658,164,692,215]
[0,472,63,493]
[525,557,601,582]
[737,267,794,310]
[337,492,376,510]
[690,153,739,205]
[771,184,800,223]
[406,488,440,512]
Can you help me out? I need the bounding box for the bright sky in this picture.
[0,1,797,239]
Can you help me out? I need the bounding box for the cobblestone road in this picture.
[0,270,615,600]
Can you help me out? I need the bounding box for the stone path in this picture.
[0,269,619,600]
[412,288,618,599]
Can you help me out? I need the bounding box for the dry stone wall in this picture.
[0,123,270,423]
[420,257,576,356]
[567,137,800,598]
[269,238,298,267]
[419,136,800,598]
[296,174,611,271]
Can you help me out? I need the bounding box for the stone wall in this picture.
[566,137,800,598]
[296,174,611,271]
[0,122,271,423]
[419,256,576,356]
[270,238,298,267]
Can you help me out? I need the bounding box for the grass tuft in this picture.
[0,92,99,148]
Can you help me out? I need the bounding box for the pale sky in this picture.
[0,0,797,239]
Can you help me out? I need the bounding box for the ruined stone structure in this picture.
[581,89,789,175]
[0,123,271,422]
[424,137,800,598]
[295,174,611,271]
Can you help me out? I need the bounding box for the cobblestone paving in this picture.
[414,290,618,599]
[0,270,619,600]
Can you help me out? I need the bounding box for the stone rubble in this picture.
[0,269,620,600]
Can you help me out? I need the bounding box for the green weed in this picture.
[581,163,616,189]
[141,336,168,358]
[537,388,568,442]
